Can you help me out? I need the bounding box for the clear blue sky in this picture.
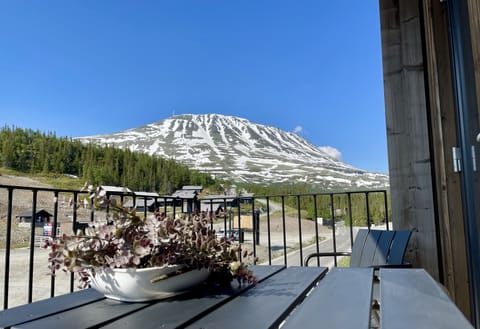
[0,1,389,174]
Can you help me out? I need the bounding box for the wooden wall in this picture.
[379,0,480,319]
[379,0,439,279]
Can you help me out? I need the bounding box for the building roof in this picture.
[134,191,160,198]
[16,209,53,218]
[181,185,203,191]
[171,190,198,198]
[100,185,133,194]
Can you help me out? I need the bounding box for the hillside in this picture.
[77,114,389,189]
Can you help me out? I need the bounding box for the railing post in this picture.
[313,194,320,267]
[297,195,303,266]
[254,210,260,246]
[281,196,287,266]
[383,190,390,230]
[347,192,354,249]
[3,188,13,310]
[28,189,38,303]
[329,193,338,267]
[365,192,371,228]
[266,197,272,265]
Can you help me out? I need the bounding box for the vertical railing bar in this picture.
[143,197,147,219]
[209,199,217,232]
[105,193,111,222]
[120,194,125,211]
[347,192,354,249]
[251,200,257,260]
[313,194,320,267]
[90,191,95,222]
[50,191,59,298]
[163,197,167,215]
[383,190,390,230]
[172,198,177,219]
[3,188,13,310]
[297,195,303,266]
[28,189,38,303]
[266,197,272,265]
[237,199,242,262]
[281,196,287,266]
[366,192,371,229]
[222,198,227,232]
[329,193,337,267]
[70,191,79,293]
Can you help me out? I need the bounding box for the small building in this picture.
[199,195,237,212]
[123,199,168,213]
[16,209,53,226]
[171,186,203,214]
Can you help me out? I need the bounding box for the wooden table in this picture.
[0,266,326,329]
[0,266,473,329]
[281,267,473,329]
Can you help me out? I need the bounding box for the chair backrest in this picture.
[349,229,412,267]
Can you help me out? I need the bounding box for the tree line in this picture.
[238,182,392,227]
[0,126,217,193]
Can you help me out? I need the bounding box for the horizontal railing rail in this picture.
[0,184,389,310]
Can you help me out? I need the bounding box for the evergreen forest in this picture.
[0,126,217,193]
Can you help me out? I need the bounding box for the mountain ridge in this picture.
[77,114,389,189]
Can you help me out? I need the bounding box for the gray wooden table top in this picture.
[0,266,473,329]
[281,267,473,329]
[0,265,327,329]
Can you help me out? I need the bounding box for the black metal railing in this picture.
[0,184,389,310]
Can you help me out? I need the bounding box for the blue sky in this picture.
[0,1,388,174]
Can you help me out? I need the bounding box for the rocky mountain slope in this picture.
[77,114,389,189]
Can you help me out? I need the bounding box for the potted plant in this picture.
[45,186,257,302]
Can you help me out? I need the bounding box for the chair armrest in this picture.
[305,252,352,267]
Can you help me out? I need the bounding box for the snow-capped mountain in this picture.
[77,114,389,189]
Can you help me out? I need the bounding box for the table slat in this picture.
[380,268,473,329]
[0,288,104,329]
[12,298,152,329]
[281,267,374,329]
[185,266,328,329]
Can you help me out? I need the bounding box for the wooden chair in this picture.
[305,229,412,268]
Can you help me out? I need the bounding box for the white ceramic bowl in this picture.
[88,265,210,302]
